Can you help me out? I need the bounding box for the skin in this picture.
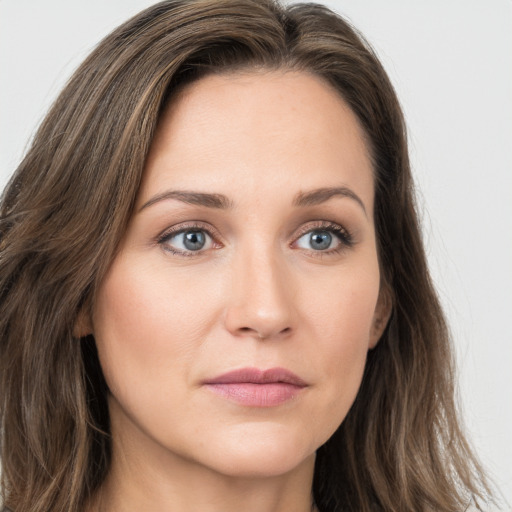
[84,70,391,512]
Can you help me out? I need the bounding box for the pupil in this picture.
[184,230,205,251]
[310,231,331,250]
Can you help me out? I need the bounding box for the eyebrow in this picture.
[139,190,234,211]
[292,186,367,216]
[139,186,367,216]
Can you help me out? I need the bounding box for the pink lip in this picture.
[203,367,308,407]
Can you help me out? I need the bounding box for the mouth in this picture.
[202,367,308,407]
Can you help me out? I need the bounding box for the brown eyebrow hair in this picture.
[138,186,367,215]
[292,186,367,216]
[139,190,234,211]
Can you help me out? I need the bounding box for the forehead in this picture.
[139,70,374,213]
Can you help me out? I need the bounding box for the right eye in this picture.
[158,226,216,256]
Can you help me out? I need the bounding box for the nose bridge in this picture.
[224,234,294,339]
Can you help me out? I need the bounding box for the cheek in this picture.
[305,258,380,352]
[91,255,217,400]
[302,261,380,431]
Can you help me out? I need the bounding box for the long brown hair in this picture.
[0,1,493,511]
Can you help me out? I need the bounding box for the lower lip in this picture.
[204,383,304,407]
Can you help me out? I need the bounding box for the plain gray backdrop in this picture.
[1,1,511,508]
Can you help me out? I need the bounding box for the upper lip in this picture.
[203,367,307,387]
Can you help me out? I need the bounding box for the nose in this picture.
[223,245,296,341]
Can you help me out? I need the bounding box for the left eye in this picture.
[161,229,214,253]
[295,229,341,251]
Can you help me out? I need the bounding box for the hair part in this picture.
[0,1,494,511]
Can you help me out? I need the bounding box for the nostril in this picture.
[236,326,292,339]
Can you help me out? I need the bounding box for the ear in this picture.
[369,283,393,349]
[73,307,93,339]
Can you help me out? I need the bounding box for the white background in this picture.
[1,1,511,509]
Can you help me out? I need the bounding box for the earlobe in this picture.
[369,284,393,349]
[73,307,93,339]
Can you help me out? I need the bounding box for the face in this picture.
[88,71,390,479]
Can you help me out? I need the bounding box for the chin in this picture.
[194,427,319,478]
[210,450,315,479]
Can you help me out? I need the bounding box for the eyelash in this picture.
[293,221,354,257]
[156,220,354,258]
[156,221,221,258]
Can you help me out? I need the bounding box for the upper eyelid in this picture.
[291,220,353,247]
[293,220,349,236]
[158,221,221,241]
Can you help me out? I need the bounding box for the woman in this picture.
[0,1,494,511]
